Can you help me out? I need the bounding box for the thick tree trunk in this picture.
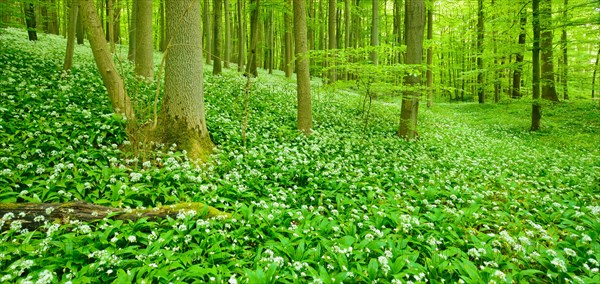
[426,5,433,108]
[398,0,425,140]
[476,0,485,104]
[540,0,558,101]
[294,0,312,135]
[512,11,526,98]
[80,0,135,120]
[284,0,293,78]
[155,0,214,162]
[532,0,542,131]
[134,0,153,80]
[24,3,38,41]
[213,0,223,75]
[327,0,337,83]
[246,0,260,77]
[64,0,79,71]
[370,0,379,65]
[0,201,229,231]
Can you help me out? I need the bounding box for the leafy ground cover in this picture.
[1,28,599,283]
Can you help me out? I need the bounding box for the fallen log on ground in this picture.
[0,201,230,231]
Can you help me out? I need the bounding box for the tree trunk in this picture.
[344,0,351,79]
[80,0,135,120]
[127,0,136,60]
[76,3,85,44]
[46,0,60,34]
[106,0,115,52]
[246,0,260,77]
[134,0,153,80]
[532,0,542,131]
[370,0,378,65]
[159,0,166,51]
[327,0,337,83]
[64,0,79,71]
[213,0,223,75]
[512,11,526,98]
[476,0,485,104]
[294,0,312,135]
[237,0,245,72]
[394,0,403,63]
[155,0,215,162]
[540,0,558,101]
[224,0,231,68]
[24,2,38,41]
[426,4,433,108]
[398,0,425,140]
[203,0,212,65]
[592,47,600,98]
[0,201,229,231]
[284,0,293,78]
[561,0,568,100]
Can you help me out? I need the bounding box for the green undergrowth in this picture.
[1,28,599,283]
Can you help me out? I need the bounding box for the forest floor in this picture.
[1,28,599,283]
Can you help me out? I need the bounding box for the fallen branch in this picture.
[0,201,230,231]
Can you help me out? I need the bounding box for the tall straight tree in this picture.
[203,0,212,65]
[134,0,153,80]
[223,0,231,68]
[560,0,568,100]
[532,0,542,131]
[127,0,136,61]
[370,0,379,64]
[284,0,293,78]
[157,0,214,161]
[213,0,223,74]
[398,0,425,139]
[426,1,433,108]
[327,0,336,83]
[246,0,260,77]
[237,0,245,72]
[476,0,485,104]
[512,9,526,98]
[294,0,312,134]
[540,0,558,101]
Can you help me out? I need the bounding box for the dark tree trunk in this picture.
[592,47,600,98]
[476,0,485,104]
[512,11,526,98]
[561,0,568,100]
[246,0,260,77]
[532,0,542,131]
[24,3,38,41]
[540,0,558,101]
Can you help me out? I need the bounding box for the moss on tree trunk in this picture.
[1,201,229,231]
